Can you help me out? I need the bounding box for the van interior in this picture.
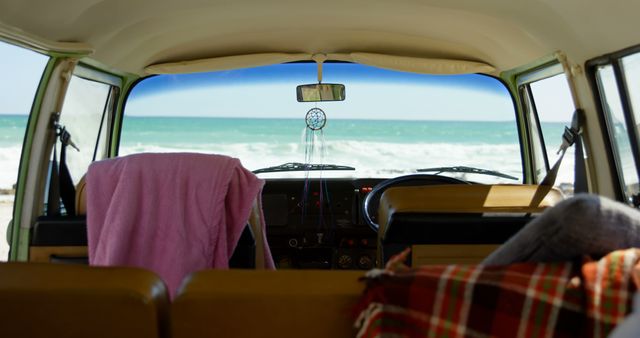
[0,0,639,337]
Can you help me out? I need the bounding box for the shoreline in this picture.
[0,190,15,205]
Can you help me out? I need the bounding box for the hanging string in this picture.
[300,107,327,225]
[318,129,335,239]
[301,124,312,219]
[318,129,325,230]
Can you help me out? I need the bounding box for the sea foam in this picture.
[0,139,575,189]
[119,140,528,184]
[0,145,22,189]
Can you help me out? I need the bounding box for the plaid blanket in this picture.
[354,249,640,338]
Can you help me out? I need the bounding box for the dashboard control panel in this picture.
[262,178,381,270]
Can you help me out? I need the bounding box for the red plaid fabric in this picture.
[354,249,640,338]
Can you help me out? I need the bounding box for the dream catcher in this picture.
[303,107,327,167]
[301,107,330,228]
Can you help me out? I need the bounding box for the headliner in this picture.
[0,0,637,76]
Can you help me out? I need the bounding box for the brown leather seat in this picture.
[172,269,364,338]
[0,263,169,338]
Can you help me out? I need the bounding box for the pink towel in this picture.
[86,153,274,298]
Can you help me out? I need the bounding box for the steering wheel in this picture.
[362,174,470,233]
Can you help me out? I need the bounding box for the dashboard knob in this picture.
[278,257,292,269]
[358,255,374,269]
[288,238,298,248]
[337,254,353,269]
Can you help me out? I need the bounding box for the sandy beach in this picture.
[0,196,13,261]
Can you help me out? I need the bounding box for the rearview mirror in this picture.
[296,83,345,102]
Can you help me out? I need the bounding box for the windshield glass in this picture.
[122,63,521,183]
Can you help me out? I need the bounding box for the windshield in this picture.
[122,63,521,183]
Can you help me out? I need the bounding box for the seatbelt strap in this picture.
[540,109,587,192]
[46,142,61,216]
[48,113,78,216]
[573,125,588,193]
[59,132,76,216]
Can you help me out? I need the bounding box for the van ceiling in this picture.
[0,0,637,75]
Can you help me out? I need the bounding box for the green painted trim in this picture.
[74,64,123,87]
[16,228,30,260]
[9,57,57,261]
[110,78,139,156]
[80,58,137,81]
[501,53,560,83]
[500,72,534,184]
[499,52,563,185]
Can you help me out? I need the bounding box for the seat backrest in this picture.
[0,263,169,338]
[378,184,564,266]
[172,270,364,338]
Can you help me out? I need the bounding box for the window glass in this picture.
[622,53,640,133]
[58,75,113,184]
[522,87,548,181]
[0,41,49,260]
[596,64,639,201]
[122,63,522,184]
[529,73,576,195]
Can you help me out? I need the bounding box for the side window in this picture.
[57,72,118,185]
[591,50,640,205]
[0,41,49,260]
[622,54,640,127]
[520,86,548,182]
[529,74,576,194]
[519,67,576,196]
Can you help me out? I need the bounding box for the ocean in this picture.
[0,115,575,189]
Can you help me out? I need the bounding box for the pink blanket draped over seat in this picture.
[86,153,274,298]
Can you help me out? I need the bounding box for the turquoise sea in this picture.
[1,115,573,188]
[121,116,526,146]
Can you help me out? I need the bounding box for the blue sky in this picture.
[1,40,576,122]
[126,63,521,121]
[0,41,48,115]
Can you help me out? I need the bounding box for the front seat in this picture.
[377,184,564,266]
[85,153,274,298]
[76,174,260,269]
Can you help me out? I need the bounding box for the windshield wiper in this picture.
[416,166,518,181]
[253,162,356,174]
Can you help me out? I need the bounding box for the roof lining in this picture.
[0,22,93,56]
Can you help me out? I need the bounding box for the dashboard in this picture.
[31,175,532,269]
[262,178,382,270]
[29,177,384,270]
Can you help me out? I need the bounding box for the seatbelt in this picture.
[46,142,60,216]
[540,109,587,193]
[47,113,78,216]
[59,128,77,216]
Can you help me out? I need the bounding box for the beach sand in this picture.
[0,199,13,261]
